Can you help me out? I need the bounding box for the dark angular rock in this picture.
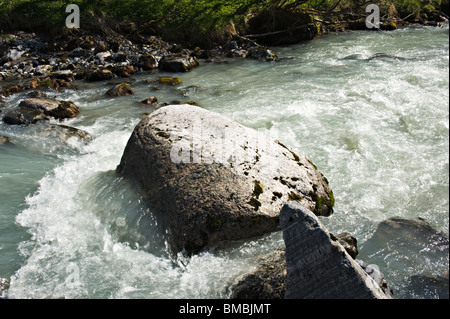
[139,53,158,70]
[280,201,392,299]
[159,54,199,72]
[110,65,135,78]
[85,69,114,81]
[3,107,49,125]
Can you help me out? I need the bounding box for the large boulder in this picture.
[117,104,334,255]
[280,201,392,299]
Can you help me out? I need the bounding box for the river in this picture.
[1,24,448,299]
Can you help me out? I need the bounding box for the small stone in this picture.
[106,82,134,97]
[35,64,53,76]
[86,69,114,81]
[141,96,158,105]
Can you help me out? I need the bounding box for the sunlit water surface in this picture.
[1,25,448,299]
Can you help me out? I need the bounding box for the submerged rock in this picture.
[405,273,449,299]
[361,216,449,298]
[117,104,334,255]
[362,217,449,266]
[280,202,392,299]
[230,249,286,299]
[25,123,92,142]
[158,76,182,86]
[0,135,11,145]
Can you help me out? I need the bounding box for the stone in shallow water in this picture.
[117,104,334,255]
[18,98,79,120]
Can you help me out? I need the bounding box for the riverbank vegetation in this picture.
[0,0,449,46]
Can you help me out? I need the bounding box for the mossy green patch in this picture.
[288,191,302,202]
[311,185,335,216]
[275,140,300,162]
[39,78,54,88]
[252,180,264,199]
[158,77,182,86]
[206,212,222,232]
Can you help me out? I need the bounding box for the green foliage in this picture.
[0,0,445,38]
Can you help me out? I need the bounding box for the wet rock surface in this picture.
[19,98,79,119]
[0,135,11,145]
[230,249,286,299]
[228,205,394,299]
[106,82,134,97]
[280,202,392,299]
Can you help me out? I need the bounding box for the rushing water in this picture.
[1,25,448,299]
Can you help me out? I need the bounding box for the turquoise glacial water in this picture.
[1,25,448,298]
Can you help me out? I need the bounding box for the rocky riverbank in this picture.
[0,29,277,100]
